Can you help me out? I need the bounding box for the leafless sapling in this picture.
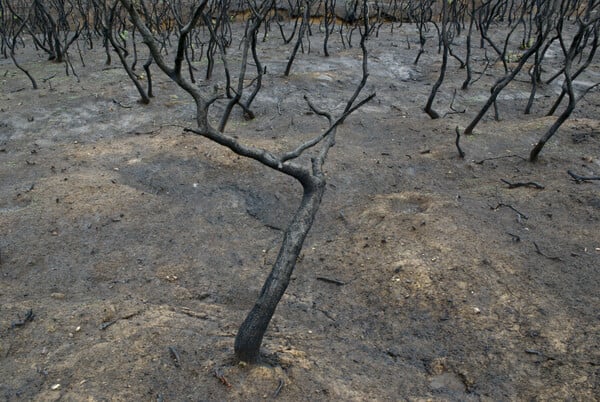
[462,0,558,135]
[119,0,374,363]
[530,16,599,161]
[1,1,38,89]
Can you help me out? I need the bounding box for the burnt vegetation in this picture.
[1,0,599,365]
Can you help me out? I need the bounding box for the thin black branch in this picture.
[455,126,465,158]
[568,170,600,182]
[500,179,545,189]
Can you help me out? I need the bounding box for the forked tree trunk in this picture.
[463,34,543,134]
[120,0,373,365]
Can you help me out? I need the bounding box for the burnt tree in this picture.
[119,0,374,363]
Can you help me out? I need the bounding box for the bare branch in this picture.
[280,93,376,163]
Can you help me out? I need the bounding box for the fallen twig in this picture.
[179,307,208,320]
[568,170,600,183]
[507,232,521,242]
[316,276,345,286]
[168,346,181,368]
[11,309,34,329]
[317,308,336,321]
[214,367,232,387]
[491,203,528,220]
[501,179,545,189]
[533,242,562,261]
[273,378,284,398]
[100,310,141,330]
[112,98,132,108]
[475,154,527,164]
[100,319,117,330]
[446,90,466,116]
[455,126,465,159]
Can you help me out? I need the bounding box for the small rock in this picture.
[51,293,66,300]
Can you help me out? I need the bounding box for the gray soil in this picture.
[1,21,599,401]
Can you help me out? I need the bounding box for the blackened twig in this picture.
[455,126,465,159]
[42,74,57,82]
[11,309,34,328]
[447,90,466,115]
[317,308,336,321]
[273,378,284,398]
[214,367,232,387]
[533,242,561,261]
[100,320,117,330]
[507,232,521,242]
[100,310,141,330]
[491,203,528,220]
[168,346,181,367]
[568,170,600,183]
[475,154,527,164]
[112,98,133,108]
[316,276,345,286]
[501,179,545,189]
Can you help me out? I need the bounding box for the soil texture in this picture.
[1,22,599,401]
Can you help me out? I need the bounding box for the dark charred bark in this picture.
[119,0,373,364]
[108,3,150,104]
[461,0,476,90]
[285,0,311,76]
[424,0,448,119]
[530,18,599,161]
[464,29,545,135]
[234,176,325,362]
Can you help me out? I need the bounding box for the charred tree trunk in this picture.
[463,33,544,135]
[120,0,374,365]
[234,175,325,362]
[424,0,448,119]
[107,4,150,104]
[530,18,599,161]
[461,0,476,90]
[285,0,311,76]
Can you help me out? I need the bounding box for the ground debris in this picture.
[100,310,142,330]
[11,309,34,329]
[168,346,181,368]
[179,307,209,320]
[316,276,345,286]
[501,179,544,189]
[273,378,284,397]
[568,170,600,183]
[533,242,562,261]
[213,367,232,387]
[491,203,529,220]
